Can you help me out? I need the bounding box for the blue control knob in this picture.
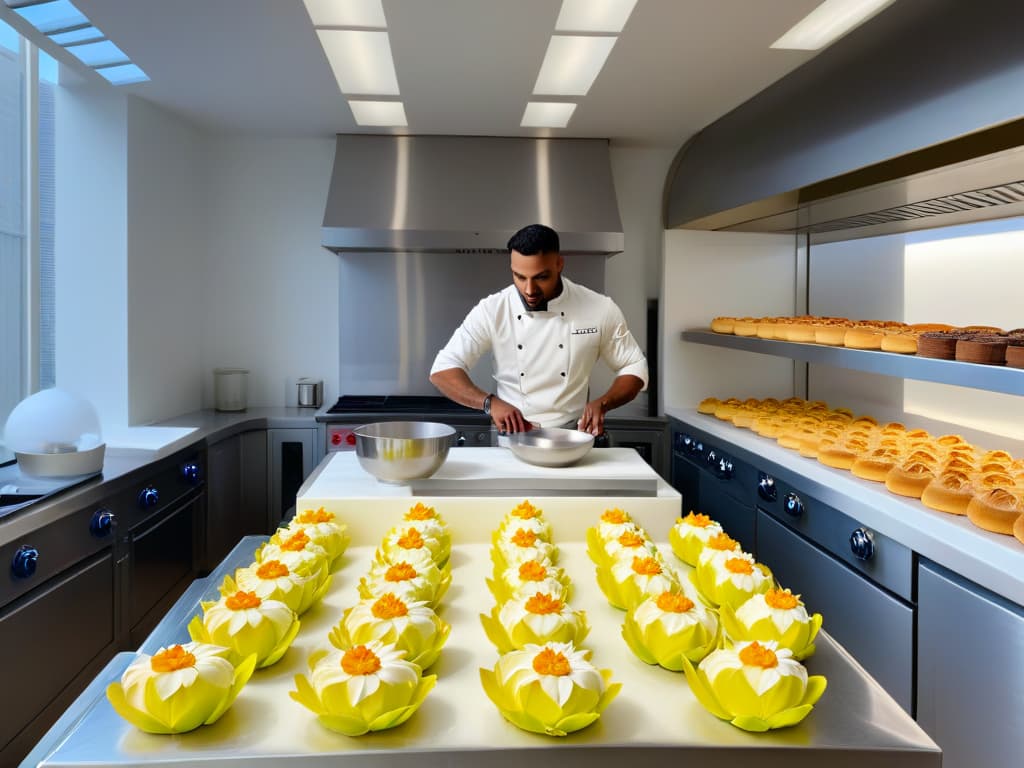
[784,492,804,518]
[850,528,875,561]
[89,508,115,537]
[138,486,159,508]
[12,545,39,578]
[758,473,777,502]
[181,462,201,483]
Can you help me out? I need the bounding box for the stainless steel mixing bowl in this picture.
[507,427,595,467]
[354,421,456,483]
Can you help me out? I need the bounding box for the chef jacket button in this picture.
[558,343,563,349]
[517,344,522,349]
[560,312,565,316]
[517,314,522,320]
[560,372,566,377]
[520,372,525,377]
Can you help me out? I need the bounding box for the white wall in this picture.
[54,73,129,427]
[661,229,796,412]
[200,137,339,408]
[126,97,205,424]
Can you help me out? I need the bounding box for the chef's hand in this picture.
[578,398,608,436]
[491,398,532,433]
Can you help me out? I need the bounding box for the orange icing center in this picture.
[682,511,714,528]
[617,530,646,548]
[532,648,571,676]
[511,500,540,519]
[725,557,754,575]
[739,641,779,668]
[225,590,262,610]
[765,588,800,610]
[281,530,311,552]
[706,532,739,551]
[342,645,382,676]
[397,528,425,549]
[405,502,436,521]
[655,592,695,613]
[384,562,418,582]
[631,556,662,576]
[518,560,548,581]
[297,507,334,524]
[525,593,564,614]
[511,528,537,548]
[601,508,629,524]
[371,593,409,619]
[256,560,290,579]
[151,645,197,673]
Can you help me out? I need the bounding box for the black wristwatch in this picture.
[482,393,494,416]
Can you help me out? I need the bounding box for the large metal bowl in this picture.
[507,427,595,467]
[354,421,456,483]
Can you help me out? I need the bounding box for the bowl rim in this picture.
[507,427,595,448]
[353,420,458,439]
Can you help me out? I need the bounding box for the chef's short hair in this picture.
[508,224,559,256]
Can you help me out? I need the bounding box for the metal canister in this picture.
[296,378,323,408]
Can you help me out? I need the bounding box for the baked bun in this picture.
[710,316,736,334]
[966,487,1024,535]
[733,318,758,337]
[910,323,956,333]
[851,447,900,482]
[1014,513,1024,546]
[844,325,885,350]
[885,460,937,498]
[881,330,918,354]
[814,322,850,346]
[697,397,720,415]
[921,471,974,515]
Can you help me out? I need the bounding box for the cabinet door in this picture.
[206,435,242,571]
[240,429,269,535]
[268,428,316,529]
[918,560,1024,768]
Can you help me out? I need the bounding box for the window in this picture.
[0,20,57,462]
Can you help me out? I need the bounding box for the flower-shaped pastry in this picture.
[497,500,552,541]
[256,529,330,579]
[479,642,620,737]
[491,527,557,571]
[401,502,451,563]
[587,525,658,568]
[487,559,571,603]
[106,643,256,734]
[691,550,773,609]
[622,591,719,670]
[594,508,635,541]
[331,593,450,671]
[480,592,589,653]
[720,588,822,660]
[286,507,350,572]
[381,526,447,568]
[225,557,331,616]
[668,512,724,566]
[291,641,436,736]
[681,640,827,732]
[359,558,451,606]
[596,554,679,610]
[188,590,300,669]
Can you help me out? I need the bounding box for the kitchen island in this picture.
[23,448,939,768]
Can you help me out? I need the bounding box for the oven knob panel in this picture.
[850,528,875,561]
[90,508,116,537]
[784,492,804,517]
[138,486,160,508]
[181,462,201,484]
[758,473,777,502]
[705,449,718,469]
[11,545,39,579]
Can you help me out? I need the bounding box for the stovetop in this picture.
[326,395,479,416]
[0,462,101,520]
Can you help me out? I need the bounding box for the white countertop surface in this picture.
[666,407,1024,605]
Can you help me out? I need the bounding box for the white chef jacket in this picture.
[431,277,648,427]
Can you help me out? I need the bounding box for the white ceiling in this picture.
[65,0,826,147]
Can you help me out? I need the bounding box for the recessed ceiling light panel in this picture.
[521,101,577,128]
[349,100,407,127]
[533,35,617,96]
[771,0,897,50]
[555,0,638,33]
[316,29,400,95]
[302,0,386,28]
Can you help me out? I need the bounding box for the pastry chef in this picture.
[429,224,648,435]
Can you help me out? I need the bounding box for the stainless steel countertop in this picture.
[24,536,940,768]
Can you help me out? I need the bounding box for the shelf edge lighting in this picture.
[349,100,407,127]
[302,0,386,29]
[554,0,637,33]
[521,101,577,129]
[771,0,897,51]
[316,29,400,96]
[532,35,617,96]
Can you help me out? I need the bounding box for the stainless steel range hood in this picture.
[664,0,1024,244]
[322,135,623,255]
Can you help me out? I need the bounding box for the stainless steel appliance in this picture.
[296,378,323,409]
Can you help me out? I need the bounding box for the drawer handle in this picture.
[138,486,160,508]
[11,545,39,579]
[758,473,777,501]
[850,528,875,561]
[784,492,804,517]
[89,508,116,537]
